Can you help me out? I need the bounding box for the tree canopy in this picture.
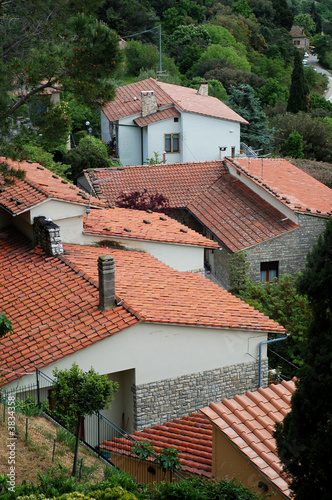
[274,220,332,499]
[52,363,119,477]
[0,0,122,126]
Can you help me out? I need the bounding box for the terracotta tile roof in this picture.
[0,228,138,384]
[62,243,287,332]
[290,26,308,38]
[83,208,219,248]
[201,380,296,498]
[84,161,225,208]
[101,412,213,477]
[227,158,332,218]
[0,157,104,214]
[188,175,298,252]
[102,78,248,124]
[134,107,180,127]
[83,161,298,251]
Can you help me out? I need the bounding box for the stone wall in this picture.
[246,214,327,283]
[133,359,268,431]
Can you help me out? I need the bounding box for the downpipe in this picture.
[258,334,290,387]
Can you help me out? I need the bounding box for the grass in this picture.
[0,403,107,486]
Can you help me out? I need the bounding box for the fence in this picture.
[1,369,185,483]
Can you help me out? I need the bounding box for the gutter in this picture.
[258,334,289,387]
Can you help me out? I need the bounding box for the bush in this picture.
[64,136,111,179]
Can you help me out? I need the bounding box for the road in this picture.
[305,54,332,101]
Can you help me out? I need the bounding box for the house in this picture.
[77,157,332,288]
[1,158,288,432]
[101,78,248,166]
[201,379,296,499]
[0,157,218,272]
[290,26,310,51]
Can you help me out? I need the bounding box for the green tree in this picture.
[293,13,316,35]
[52,363,119,477]
[228,251,250,295]
[238,275,312,377]
[274,220,332,499]
[285,131,305,159]
[64,135,111,179]
[0,161,26,185]
[0,0,122,127]
[227,84,273,153]
[0,313,13,338]
[232,0,253,19]
[287,50,308,113]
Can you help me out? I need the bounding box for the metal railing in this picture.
[1,369,185,483]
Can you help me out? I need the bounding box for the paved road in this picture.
[305,55,332,101]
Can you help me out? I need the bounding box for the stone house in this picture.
[101,78,248,166]
[290,26,310,51]
[0,158,287,433]
[77,157,332,288]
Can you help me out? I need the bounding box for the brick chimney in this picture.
[33,216,63,256]
[141,90,158,117]
[98,255,116,311]
[197,81,209,96]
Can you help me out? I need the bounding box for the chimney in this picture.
[141,90,158,117]
[33,216,63,256]
[197,81,209,96]
[98,255,116,311]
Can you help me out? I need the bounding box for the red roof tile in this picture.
[0,228,137,384]
[83,208,218,248]
[101,413,213,477]
[84,161,224,208]
[227,158,332,218]
[102,78,248,124]
[83,160,299,251]
[0,157,104,214]
[134,107,180,127]
[61,243,287,332]
[188,174,298,252]
[201,380,297,498]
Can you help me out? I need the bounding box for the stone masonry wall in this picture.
[246,214,327,283]
[132,359,268,431]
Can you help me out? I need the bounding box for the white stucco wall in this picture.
[118,116,142,166]
[82,232,204,272]
[101,111,111,144]
[143,116,182,164]
[181,113,241,162]
[5,322,267,392]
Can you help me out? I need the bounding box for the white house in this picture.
[101,78,248,166]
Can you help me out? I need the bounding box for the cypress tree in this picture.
[287,50,308,113]
[274,220,332,499]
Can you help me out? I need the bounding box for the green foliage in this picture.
[52,363,118,476]
[0,313,13,338]
[285,131,305,159]
[146,152,163,165]
[0,1,122,124]
[272,111,332,161]
[189,77,228,101]
[56,429,77,453]
[64,136,111,179]
[232,0,253,19]
[131,441,155,460]
[256,78,288,107]
[293,13,316,35]
[227,84,273,153]
[228,251,250,295]
[29,101,72,152]
[15,395,48,417]
[150,476,262,500]
[238,275,312,377]
[124,41,179,79]
[287,50,309,113]
[199,45,251,72]
[274,220,332,499]
[153,448,182,473]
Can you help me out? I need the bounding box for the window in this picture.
[165,133,180,153]
[260,261,279,282]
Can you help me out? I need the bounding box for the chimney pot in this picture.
[197,81,209,96]
[141,90,158,117]
[98,255,116,311]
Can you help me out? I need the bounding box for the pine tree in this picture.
[274,219,332,499]
[287,50,308,113]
